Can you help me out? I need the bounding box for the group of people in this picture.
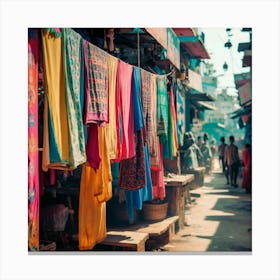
[181,131,252,194]
[181,132,215,175]
[218,135,252,193]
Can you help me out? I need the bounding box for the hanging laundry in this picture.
[118,67,153,223]
[83,40,109,125]
[156,75,168,143]
[140,69,158,157]
[85,124,101,169]
[105,55,119,160]
[28,28,39,251]
[119,67,146,191]
[115,60,135,160]
[41,28,71,170]
[78,163,106,251]
[62,28,86,168]
[151,143,165,200]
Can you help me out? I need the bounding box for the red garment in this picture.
[115,60,135,160]
[151,143,165,200]
[242,148,252,190]
[85,124,101,169]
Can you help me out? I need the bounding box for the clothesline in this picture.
[69,28,175,79]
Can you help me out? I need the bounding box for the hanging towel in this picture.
[62,28,86,168]
[28,28,39,251]
[156,75,168,143]
[115,60,135,160]
[105,55,119,160]
[83,40,109,125]
[78,163,106,251]
[41,28,71,170]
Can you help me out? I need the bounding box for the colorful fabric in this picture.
[42,28,71,170]
[78,163,106,251]
[83,40,109,125]
[116,60,135,160]
[140,69,157,157]
[151,143,165,200]
[85,124,101,169]
[28,28,39,251]
[62,28,86,168]
[105,55,119,160]
[156,75,168,142]
[119,68,146,190]
[241,147,252,191]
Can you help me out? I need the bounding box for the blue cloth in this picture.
[124,67,153,224]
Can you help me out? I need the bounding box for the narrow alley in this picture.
[161,163,252,252]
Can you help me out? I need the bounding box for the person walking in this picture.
[241,143,252,193]
[200,133,212,175]
[218,136,229,184]
[224,135,240,188]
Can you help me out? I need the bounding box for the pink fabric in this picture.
[115,60,135,160]
[151,143,165,199]
[86,124,101,169]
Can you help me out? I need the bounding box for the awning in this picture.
[172,28,210,59]
[191,100,216,111]
[230,105,252,119]
[234,72,251,89]
[189,93,215,102]
[238,42,251,52]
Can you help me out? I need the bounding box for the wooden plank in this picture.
[164,174,194,187]
[101,231,149,252]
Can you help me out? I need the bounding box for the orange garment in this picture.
[78,163,106,251]
[78,126,112,250]
[106,55,119,160]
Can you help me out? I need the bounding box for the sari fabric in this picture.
[42,28,71,170]
[62,28,86,168]
[28,28,39,251]
[83,40,109,125]
[115,60,135,160]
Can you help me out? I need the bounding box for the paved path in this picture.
[161,165,252,252]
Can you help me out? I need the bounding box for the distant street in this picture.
[162,159,252,252]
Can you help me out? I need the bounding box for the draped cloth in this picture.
[83,40,109,125]
[156,75,168,143]
[140,69,157,157]
[42,28,71,170]
[28,28,39,251]
[105,55,119,160]
[78,126,112,250]
[115,60,135,160]
[62,28,86,168]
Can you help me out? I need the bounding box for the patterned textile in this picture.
[83,40,109,125]
[140,69,157,157]
[119,66,146,190]
[62,28,86,168]
[42,28,71,170]
[156,75,168,142]
[115,60,135,160]
[28,28,39,251]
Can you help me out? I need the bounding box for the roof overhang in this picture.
[191,100,216,111]
[190,93,215,102]
[172,28,210,59]
[230,105,252,119]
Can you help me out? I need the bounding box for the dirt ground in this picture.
[161,160,252,252]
